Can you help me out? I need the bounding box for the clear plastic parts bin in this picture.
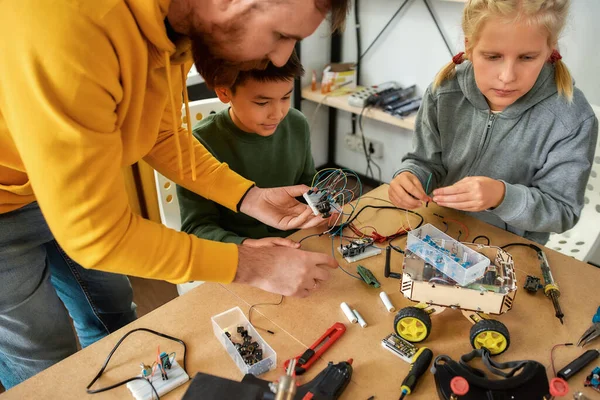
[407,224,490,286]
[211,306,276,376]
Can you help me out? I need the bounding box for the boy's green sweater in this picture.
[177,107,316,244]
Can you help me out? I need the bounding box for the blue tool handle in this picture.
[593,306,600,323]
[400,348,433,396]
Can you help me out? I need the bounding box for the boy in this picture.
[177,52,316,248]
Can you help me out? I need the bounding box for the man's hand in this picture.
[235,246,338,298]
[433,176,505,212]
[389,171,432,209]
[240,185,327,230]
[242,237,300,249]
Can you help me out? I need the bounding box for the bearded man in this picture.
[0,0,349,389]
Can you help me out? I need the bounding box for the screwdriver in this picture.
[399,347,433,399]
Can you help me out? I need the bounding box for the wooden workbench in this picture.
[3,185,599,399]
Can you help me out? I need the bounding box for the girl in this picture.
[389,0,598,244]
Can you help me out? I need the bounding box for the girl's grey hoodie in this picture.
[396,62,598,244]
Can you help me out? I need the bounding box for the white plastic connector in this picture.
[353,309,368,328]
[379,291,396,312]
[340,302,358,323]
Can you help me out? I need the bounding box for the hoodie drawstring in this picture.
[164,52,196,181]
[180,64,196,181]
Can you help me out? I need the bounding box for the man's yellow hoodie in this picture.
[0,0,254,283]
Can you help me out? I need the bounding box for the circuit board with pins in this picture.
[338,238,382,263]
[356,265,381,288]
[381,333,418,363]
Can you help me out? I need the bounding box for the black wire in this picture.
[422,0,453,57]
[370,157,382,185]
[361,110,381,182]
[472,235,491,246]
[344,205,424,229]
[389,241,405,254]
[299,232,325,244]
[299,231,362,245]
[359,0,412,61]
[86,328,188,398]
[355,0,361,85]
[88,376,159,399]
[358,105,374,181]
[500,242,542,253]
[352,0,361,134]
[339,264,363,280]
[249,295,284,335]
[358,105,382,184]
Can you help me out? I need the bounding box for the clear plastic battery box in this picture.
[406,224,490,286]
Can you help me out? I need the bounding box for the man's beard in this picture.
[190,31,269,89]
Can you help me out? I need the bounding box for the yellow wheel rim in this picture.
[396,317,428,342]
[473,331,508,354]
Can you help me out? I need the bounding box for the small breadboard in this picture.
[381,333,418,363]
[337,245,382,263]
[303,191,324,216]
[303,190,340,218]
[126,360,189,400]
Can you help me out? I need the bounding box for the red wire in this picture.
[348,223,411,243]
[348,224,365,237]
[358,225,378,234]
[550,343,573,377]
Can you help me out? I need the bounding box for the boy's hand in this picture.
[235,245,338,298]
[433,176,505,212]
[389,171,432,209]
[242,237,301,248]
[240,185,326,230]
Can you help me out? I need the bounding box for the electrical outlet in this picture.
[344,134,357,151]
[344,133,384,159]
[343,133,358,152]
[367,139,383,159]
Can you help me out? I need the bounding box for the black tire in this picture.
[469,319,510,356]
[393,307,432,343]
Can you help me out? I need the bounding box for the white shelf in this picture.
[301,86,416,131]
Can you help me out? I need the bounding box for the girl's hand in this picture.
[433,177,505,212]
[389,172,432,209]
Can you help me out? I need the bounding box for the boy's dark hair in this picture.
[230,50,304,93]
